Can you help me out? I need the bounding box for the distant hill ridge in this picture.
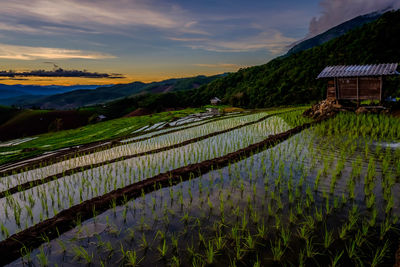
[5,74,225,109]
[0,84,104,100]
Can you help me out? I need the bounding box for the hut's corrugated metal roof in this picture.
[317,63,399,78]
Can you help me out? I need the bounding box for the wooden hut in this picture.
[317,64,399,103]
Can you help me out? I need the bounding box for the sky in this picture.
[0,0,398,85]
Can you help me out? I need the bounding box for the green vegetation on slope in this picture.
[0,109,96,141]
[100,92,203,119]
[0,106,21,126]
[193,10,400,108]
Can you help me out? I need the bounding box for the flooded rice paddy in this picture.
[6,111,400,266]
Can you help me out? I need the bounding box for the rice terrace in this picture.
[1,1,400,267]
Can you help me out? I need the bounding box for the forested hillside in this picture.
[191,10,400,108]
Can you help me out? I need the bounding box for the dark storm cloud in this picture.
[307,0,400,37]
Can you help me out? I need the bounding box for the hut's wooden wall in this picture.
[326,80,336,99]
[358,77,381,100]
[338,78,357,99]
[327,77,382,101]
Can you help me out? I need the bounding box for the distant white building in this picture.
[97,115,107,121]
[210,97,221,105]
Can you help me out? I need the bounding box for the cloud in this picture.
[307,0,400,37]
[0,78,29,81]
[0,67,124,79]
[0,0,304,58]
[173,30,296,54]
[0,0,203,35]
[0,43,115,60]
[0,22,43,34]
[168,37,208,42]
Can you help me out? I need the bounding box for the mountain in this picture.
[100,9,400,113]
[286,11,383,55]
[0,95,45,106]
[0,84,104,100]
[11,82,147,109]
[10,74,225,109]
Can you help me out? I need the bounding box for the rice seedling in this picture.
[330,250,344,267]
[270,239,285,262]
[157,239,168,258]
[72,245,94,264]
[345,239,360,262]
[323,226,334,249]
[280,227,291,248]
[20,245,32,265]
[297,224,311,241]
[370,240,390,267]
[125,250,142,267]
[204,241,218,264]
